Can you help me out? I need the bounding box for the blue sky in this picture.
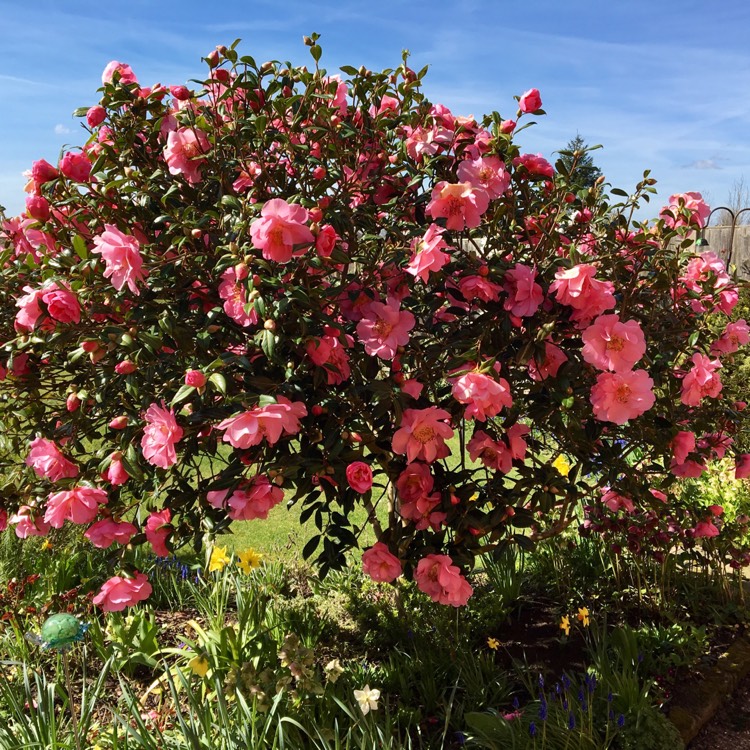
[1,0,749,219]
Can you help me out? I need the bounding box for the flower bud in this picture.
[25,195,50,222]
[115,360,137,375]
[86,105,107,128]
[109,416,129,429]
[185,370,207,388]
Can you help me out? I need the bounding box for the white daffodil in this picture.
[353,684,381,715]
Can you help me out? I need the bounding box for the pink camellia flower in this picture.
[66,393,81,412]
[0,509,6,532]
[15,286,46,331]
[43,284,81,323]
[414,554,473,607]
[396,464,443,528]
[93,571,152,612]
[315,224,339,257]
[403,123,451,161]
[681,353,722,406]
[59,152,92,182]
[91,224,147,295]
[601,489,635,514]
[86,106,107,128]
[218,265,258,328]
[306,333,352,385]
[84,518,137,548]
[218,397,307,449]
[518,88,542,113]
[506,423,530,461]
[362,542,402,583]
[406,224,451,282]
[9,506,51,538]
[396,463,435,503]
[426,181,489,231]
[163,127,210,184]
[590,369,655,424]
[356,298,415,360]
[500,119,516,134]
[503,264,543,317]
[26,437,78,481]
[102,61,138,85]
[581,314,646,372]
[249,198,314,263]
[30,158,59,187]
[145,509,172,556]
[227,476,284,521]
[513,153,554,179]
[735,454,750,479]
[671,431,696,465]
[392,407,453,463]
[456,156,510,200]
[660,192,710,229]
[458,275,502,303]
[141,402,183,469]
[44,486,108,528]
[15,282,81,331]
[451,368,512,421]
[346,461,373,493]
[467,430,513,473]
[185,369,207,388]
[528,340,567,381]
[550,264,615,325]
[105,452,130,486]
[711,320,750,356]
[401,378,424,399]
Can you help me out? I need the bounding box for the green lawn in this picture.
[219,493,384,560]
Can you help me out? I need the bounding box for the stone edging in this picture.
[668,636,750,746]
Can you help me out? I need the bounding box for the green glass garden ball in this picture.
[40,614,87,650]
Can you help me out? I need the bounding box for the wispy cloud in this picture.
[54,124,71,135]
[685,159,722,170]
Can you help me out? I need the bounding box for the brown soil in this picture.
[690,671,750,749]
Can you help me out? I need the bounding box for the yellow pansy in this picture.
[237,548,263,574]
[188,655,209,677]
[208,545,230,572]
[577,607,590,627]
[487,637,500,650]
[552,455,571,477]
[560,615,571,636]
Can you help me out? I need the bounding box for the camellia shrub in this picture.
[0,38,748,609]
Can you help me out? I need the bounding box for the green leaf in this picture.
[208,373,227,396]
[72,235,88,260]
[171,384,196,407]
[302,535,321,559]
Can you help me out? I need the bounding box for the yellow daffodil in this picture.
[353,685,380,715]
[552,455,571,477]
[487,637,500,650]
[188,655,209,677]
[208,545,230,572]
[236,548,263,574]
[560,615,571,636]
[577,607,590,627]
[41,539,53,551]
